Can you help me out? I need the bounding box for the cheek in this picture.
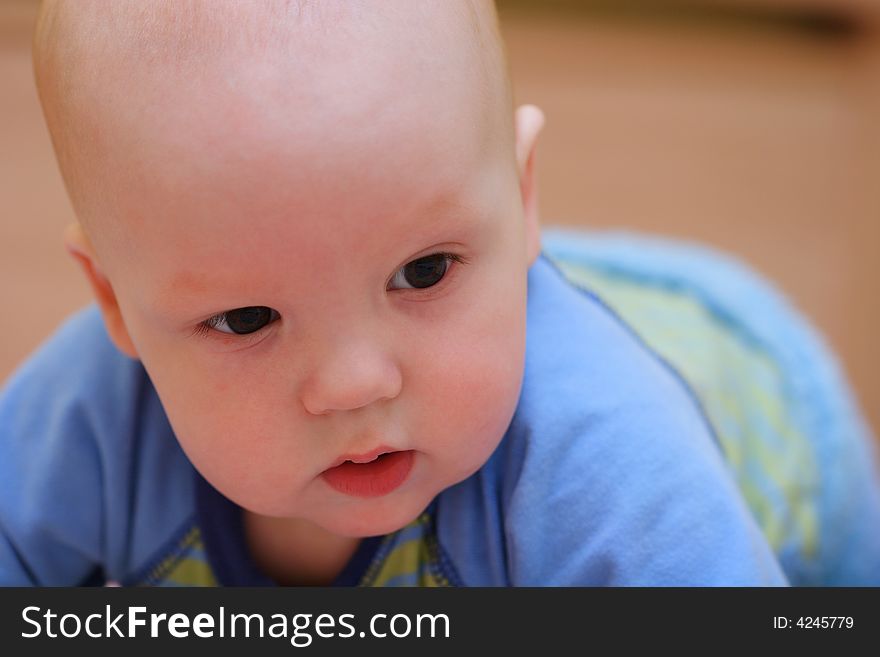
[410,271,527,466]
[137,340,298,497]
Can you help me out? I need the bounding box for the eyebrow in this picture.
[147,268,221,323]
[151,188,492,319]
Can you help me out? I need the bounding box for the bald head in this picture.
[33,0,514,255]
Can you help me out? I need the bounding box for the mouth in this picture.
[321,449,415,498]
[327,446,397,468]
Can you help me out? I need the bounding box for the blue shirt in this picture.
[0,253,790,585]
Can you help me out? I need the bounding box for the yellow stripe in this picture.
[361,512,450,587]
[139,526,219,587]
[163,556,218,587]
[369,537,428,586]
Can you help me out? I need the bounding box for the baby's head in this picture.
[34,0,544,538]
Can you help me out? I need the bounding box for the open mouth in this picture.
[320,450,415,498]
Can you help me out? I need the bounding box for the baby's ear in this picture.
[64,222,139,359]
[514,104,545,266]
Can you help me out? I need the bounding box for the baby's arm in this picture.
[0,305,183,586]
[504,396,788,586]
[539,231,880,585]
[498,255,787,585]
[0,316,107,585]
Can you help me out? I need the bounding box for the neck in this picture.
[243,511,362,586]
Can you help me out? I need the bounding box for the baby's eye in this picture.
[204,306,280,335]
[388,253,457,290]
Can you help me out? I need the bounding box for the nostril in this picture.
[300,354,403,415]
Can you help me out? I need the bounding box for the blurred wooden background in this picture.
[1,0,878,435]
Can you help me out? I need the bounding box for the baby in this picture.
[1,0,877,586]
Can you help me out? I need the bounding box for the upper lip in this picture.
[325,445,399,469]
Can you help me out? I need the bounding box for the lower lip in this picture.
[320,450,415,498]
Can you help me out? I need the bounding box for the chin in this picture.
[319,515,414,539]
[319,496,432,539]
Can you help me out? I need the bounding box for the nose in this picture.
[299,339,403,415]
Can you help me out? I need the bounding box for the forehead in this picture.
[109,52,504,249]
[100,62,512,312]
[80,2,514,278]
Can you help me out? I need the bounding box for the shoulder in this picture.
[0,305,194,584]
[539,230,880,585]
[439,255,786,585]
[516,253,718,463]
[1,304,151,453]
